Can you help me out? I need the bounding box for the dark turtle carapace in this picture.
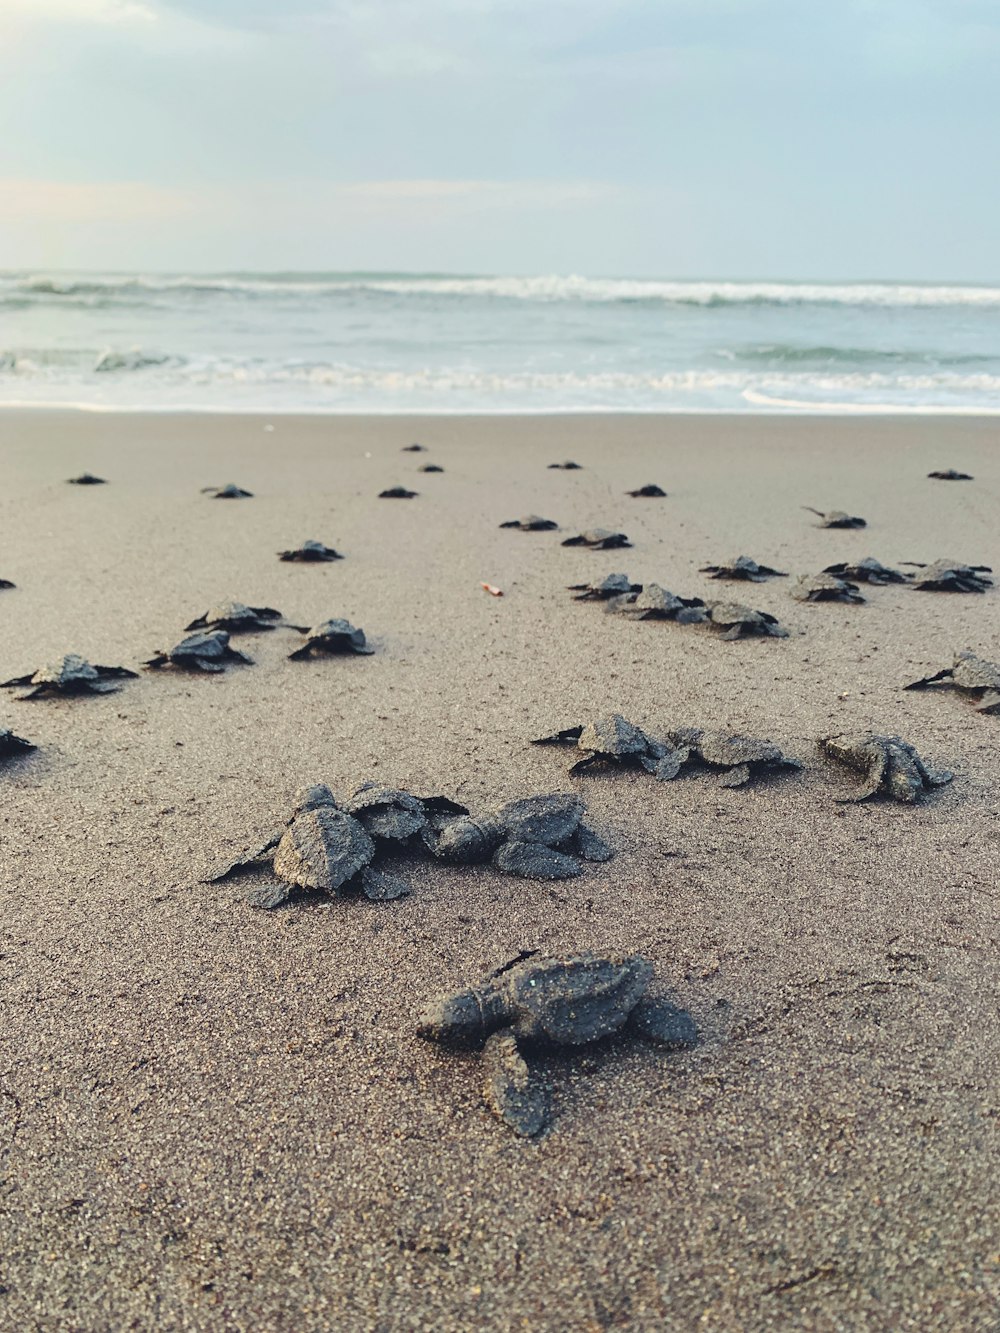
[288,619,374,660]
[278,540,343,562]
[567,573,641,602]
[903,560,993,593]
[548,461,582,470]
[202,483,253,499]
[928,469,972,481]
[418,952,697,1136]
[804,507,867,529]
[561,529,632,550]
[1,654,138,700]
[613,584,706,622]
[821,732,953,803]
[185,601,286,633]
[145,630,253,673]
[664,727,802,788]
[626,484,666,498]
[67,472,106,485]
[0,578,14,591]
[706,601,788,640]
[700,556,786,582]
[821,558,906,585]
[500,515,558,531]
[790,573,865,604]
[419,464,444,473]
[379,486,417,499]
[905,651,1000,715]
[0,728,36,758]
[403,443,426,452]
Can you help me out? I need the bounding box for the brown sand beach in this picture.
[1,410,999,1330]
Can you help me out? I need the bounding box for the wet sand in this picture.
[1,410,998,1331]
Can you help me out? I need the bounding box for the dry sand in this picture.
[0,410,998,1331]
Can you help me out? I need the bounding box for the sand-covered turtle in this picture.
[403,443,426,452]
[905,651,1000,715]
[288,619,374,660]
[184,601,286,633]
[279,540,343,562]
[499,514,558,531]
[0,578,14,590]
[533,714,685,780]
[804,507,866,529]
[0,728,36,758]
[928,468,972,480]
[706,601,788,640]
[67,472,106,485]
[417,951,697,1136]
[821,733,953,803]
[202,483,253,499]
[419,464,444,473]
[614,584,707,622]
[790,573,865,603]
[822,557,906,585]
[145,630,253,673]
[207,784,408,908]
[561,529,632,550]
[665,727,802,788]
[344,783,431,843]
[548,460,582,470]
[567,573,641,602]
[700,555,786,582]
[379,486,417,498]
[2,655,138,700]
[903,560,993,593]
[626,484,666,498]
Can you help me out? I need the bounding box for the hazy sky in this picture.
[0,0,997,277]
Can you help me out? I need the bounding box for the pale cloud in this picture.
[0,178,192,222]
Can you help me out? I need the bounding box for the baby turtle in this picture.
[288,619,374,660]
[903,560,993,593]
[417,952,697,1136]
[419,464,444,473]
[379,486,417,498]
[0,728,36,758]
[821,733,953,803]
[665,727,802,788]
[403,443,426,452]
[2,655,138,700]
[202,483,253,499]
[533,714,685,781]
[207,784,407,908]
[567,573,641,602]
[790,573,865,603]
[185,601,285,633]
[706,602,788,640]
[615,584,706,622]
[822,557,906,585]
[928,468,972,480]
[626,484,666,498]
[67,472,106,485]
[145,630,252,673]
[803,507,866,529]
[905,651,1000,715]
[279,540,343,562]
[561,529,632,550]
[500,515,558,531]
[700,555,786,582]
[0,578,14,590]
[548,461,581,470]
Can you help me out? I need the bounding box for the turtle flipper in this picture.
[1,674,35,688]
[647,746,688,780]
[718,762,751,788]
[359,865,409,901]
[628,996,699,1049]
[482,1029,548,1136]
[533,726,584,746]
[904,668,952,691]
[247,882,296,910]
[143,655,169,670]
[205,833,281,882]
[95,666,140,679]
[848,748,889,802]
[287,645,312,661]
[975,689,1000,715]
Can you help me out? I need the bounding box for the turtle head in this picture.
[416,988,488,1047]
[293,783,337,813]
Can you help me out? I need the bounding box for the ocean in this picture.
[2,271,1000,414]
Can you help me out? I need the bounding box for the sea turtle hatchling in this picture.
[288,619,374,660]
[820,733,953,803]
[417,952,697,1136]
[561,528,632,550]
[902,560,993,593]
[790,573,865,603]
[699,555,787,582]
[0,728,36,759]
[278,540,343,562]
[626,484,666,497]
[614,584,707,622]
[664,727,803,788]
[202,483,253,499]
[905,651,1000,715]
[419,464,444,473]
[379,486,417,498]
[206,783,408,908]
[184,601,286,633]
[706,602,788,640]
[403,443,426,452]
[803,507,867,529]
[548,461,582,470]
[928,469,972,480]
[144,630,253,673]
[567,573,641,602]
[1,655,138,700]
[533,714,685,780]
[499,515,558,531]
[0,579,14,590]
[822,557,906,585]
[67,472,106,485]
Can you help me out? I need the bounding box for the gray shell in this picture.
[700,555,786,582]
[495,792,584,845]
[568,573,640,601]
[1,654,137,697]
[492,840,583,880]
[422,815,503,863]
[821,732,953,803]
[790,573,865,603]
[345,784,427,841]
[626,484,666,497]
[68,472,106,485]
[618,584,706,621]
[499,515,558,531]
[205,483,252,498]
[145,630,253,672]
[707,602,788,639]
[668,727,802,786]
[279,540,343,562]
[804,507,866,529]
[904,560,993,592]
[272,806,375,891]
[184,601,283,632]
[561,529,631,549]
[501,954,653,1045]
[928,469,972,480]
[822,557,906,585]
[379,487,417,498]
[288,619,374,658]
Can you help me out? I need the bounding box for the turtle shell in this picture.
[568,574,638,601]
[577,714,651,759]
[561,529,631,549]
[185,601,282,631]
[503,953,652,1045]
[790,574,865,603]
[422,815,502,863]
[272,807,374,891]
[279,540,343,562]
[822,557,905,585]
[496,793,584,846]
[290,620,374,657]
[700,556,786,582]
[500,515,558,531]
[346,784,427,841]
[624,584,706,621]
[950,651,1000,691]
